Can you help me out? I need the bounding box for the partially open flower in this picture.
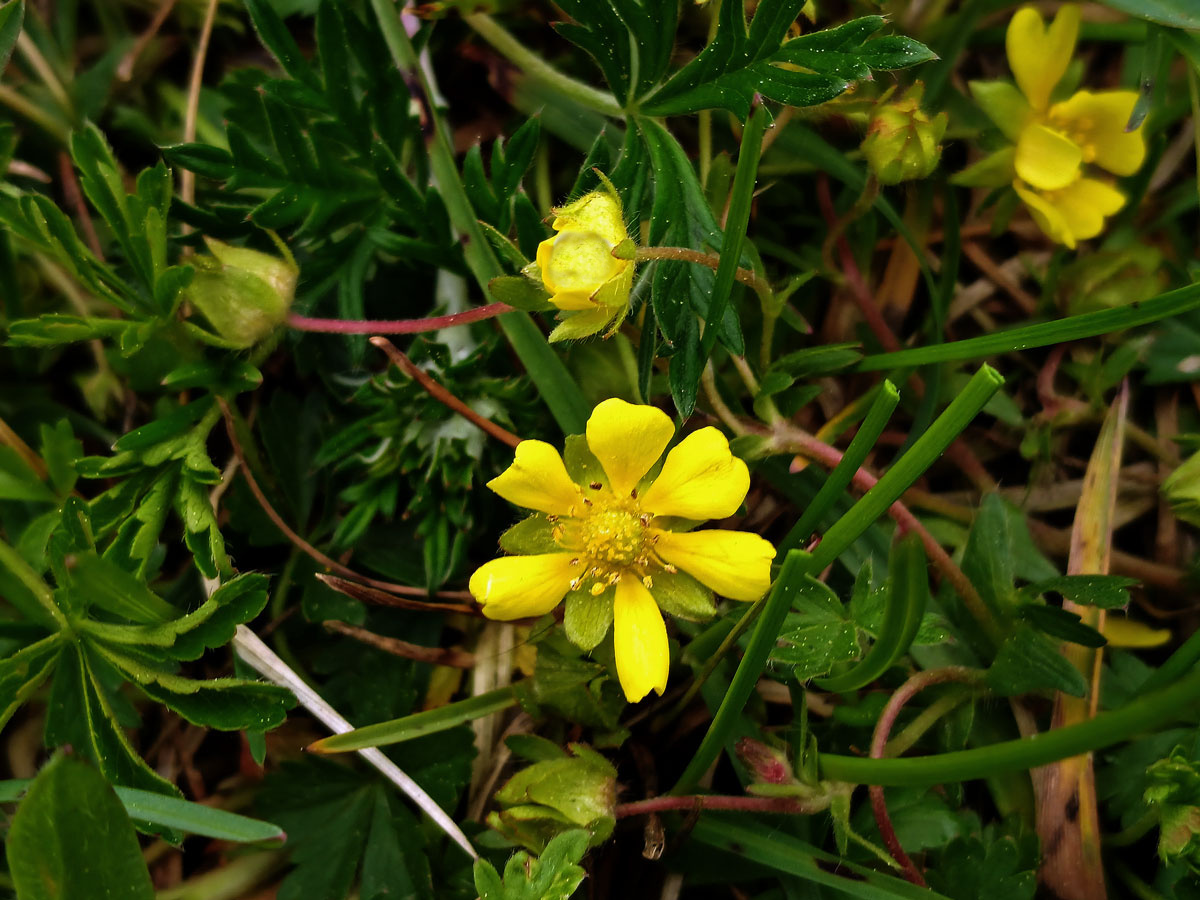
[469,399,776,703]
[534,189,634,342]
[967,4,1146,247]
[185,238,297,349]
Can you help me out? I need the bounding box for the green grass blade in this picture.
[308,686,518,753]
[855,281,1200,372]
[700,102,769,358]
[777,379,900,554]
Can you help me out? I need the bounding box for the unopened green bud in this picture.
[185,238,297,349]
[487,743,616,852]
[862,84,947,185]
[1164,450,1200,529]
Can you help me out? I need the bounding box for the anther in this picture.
[589,481,602,490]
[590,582,606,596]
[663,563,677,574]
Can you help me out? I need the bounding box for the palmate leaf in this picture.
[553,0,679,102]
[642,9,936,119]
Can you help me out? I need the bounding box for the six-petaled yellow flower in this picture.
[469,399,776,703]
[534,189,634,343]
[969,4,1145,247]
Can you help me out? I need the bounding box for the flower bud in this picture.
[534,187,634,342]
[487,743,617,852]
[736,738,798,786]
[185,238,298,349]
[1163,449,1200,529]
[862,84,948,185]
[1145,747,1200,871]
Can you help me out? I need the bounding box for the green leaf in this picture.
[643,13,934,118]
[553,0,679,101]
[7,755,155,900]
[68,551,177,624]
[1024,574,1138,610]
[475,829,590,900]
[0,0,23,76]
[986,627,1088,697]
[0,634,63,731]
[1019,604,1107,648]
[1096,0,1200,28]
[243,0,324,93]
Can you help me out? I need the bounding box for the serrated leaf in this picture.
[986,627,1087,697]
[1023,574,1138,610]
[1019,605,1107,649]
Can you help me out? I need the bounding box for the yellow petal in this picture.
[542,230,623,296]
[613,577,669,702]
[535,237,558,293]
[1014,181,1076,248]
[585,399,674,496]
[487,440,581,515]
[1006,4,1079,111]
[469,553,579,620]
[1050,177,1126,242]
[1101,616,1171,649]
[1050,90,1146,176]
[547,289,601,312]
[654,529,776,601]
[641,427,750,520]
[1014,123,1083,191]
[552,191,627,247]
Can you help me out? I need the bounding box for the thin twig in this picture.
[288,303,514,335]
[57,152,104,259]
[180,0,219,214]
[961,242,1038,315]
[323,620,476,668]
[118,0,179,81]
[370,338,522,448]
[615,794,822,819]
[216,397,455,598]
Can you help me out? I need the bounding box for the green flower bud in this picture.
[861,84,948,185]
[185,238,297,349]
[1145,747,1200,871]
[1163,449,1200,529]
[487,743,616,852]
[1056,245,1165,316]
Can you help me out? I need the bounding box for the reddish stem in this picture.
[286,303,514,335]
[868,666,985,888]
[370,337,522,448]
[615,794,811,819]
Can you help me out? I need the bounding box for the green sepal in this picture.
[968,80,1031,141]
[499,515,561,555]
[649,569,716,621]
[548,307,615,343]
[563,434,606,484]
[563,589,614,651]
[952,147,1017,188]
[488,275,554,312]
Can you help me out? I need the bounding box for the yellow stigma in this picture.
[554,491,655,591]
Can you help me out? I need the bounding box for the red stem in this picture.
[287,303,515,335]
[868,666,984,887]
[615,795,809,819]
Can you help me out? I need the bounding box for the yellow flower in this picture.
[975,5,1146,247]
[469,399,776,703]
[534,189,634,342]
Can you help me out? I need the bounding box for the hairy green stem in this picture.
[463,13,623,117]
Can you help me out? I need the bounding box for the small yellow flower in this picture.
[975,5,1146,247]
[469,399,776,703]
[534,189,634,342]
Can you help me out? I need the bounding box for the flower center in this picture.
[581,506,648,566]
[553,493,666,594]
